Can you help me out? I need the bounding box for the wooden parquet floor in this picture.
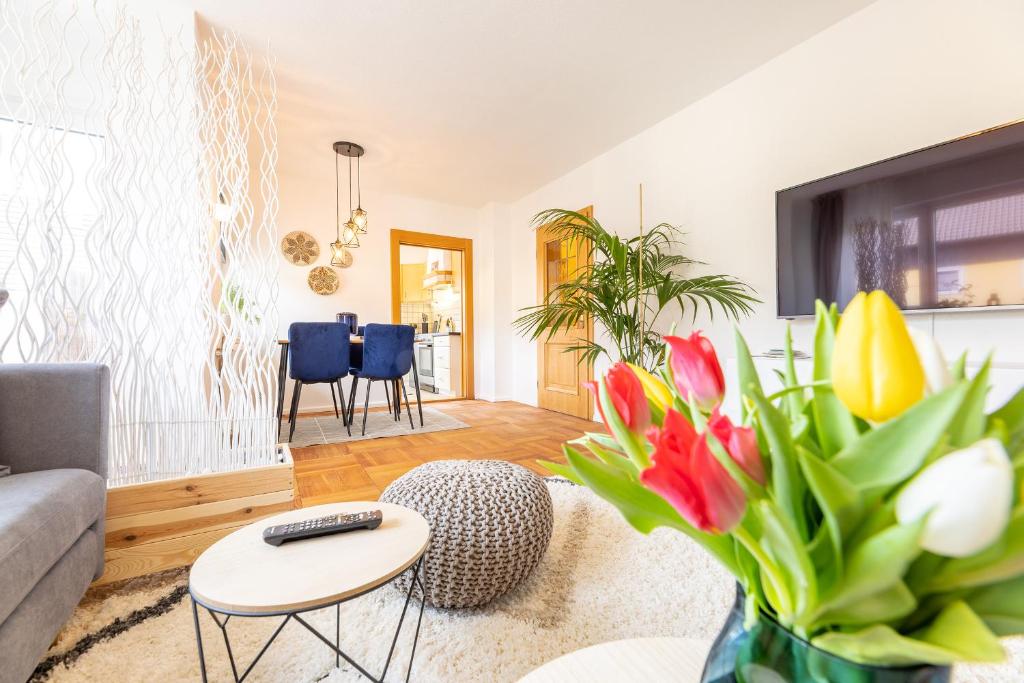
[290,400,594,507]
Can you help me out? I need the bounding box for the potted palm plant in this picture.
[513,208,758,370]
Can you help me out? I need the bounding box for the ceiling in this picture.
[189,0,875,207]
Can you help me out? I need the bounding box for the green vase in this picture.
[700,585,951,683]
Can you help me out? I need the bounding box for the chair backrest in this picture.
[361,323,415,379]
[288,322,350,382]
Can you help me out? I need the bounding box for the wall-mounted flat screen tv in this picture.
[776,121,1024,317]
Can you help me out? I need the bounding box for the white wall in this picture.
[275,150,484,410]
[494,0,1024,407]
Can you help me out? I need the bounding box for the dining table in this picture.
[276,336,362,439]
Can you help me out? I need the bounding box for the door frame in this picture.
[390,229,474,400]
[535,206,594,419]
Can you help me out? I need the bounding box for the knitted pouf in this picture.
[380,460,554,608]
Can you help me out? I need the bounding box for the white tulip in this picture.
[908,328,953,394]
[896,438,1013,557]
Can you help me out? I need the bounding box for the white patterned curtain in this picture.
[0,1,280,485]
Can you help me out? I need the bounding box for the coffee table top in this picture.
[518,637,711,682]
[189,501,430,615]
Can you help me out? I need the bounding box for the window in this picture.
[936,266,964,296]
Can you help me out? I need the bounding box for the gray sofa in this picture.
[0,364,109,683]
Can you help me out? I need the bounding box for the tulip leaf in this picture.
[584,438,640,477]
[831,383,968,492]
[733,326,762,422]
[749,388,807,540]
[563,444,740,575]
[814,516,925,619]
[812,601,1005,666]
[782,323,805,419]
[797,447,864,578]
[991,385,1024,428]
[966,575,1024,636]
[814,580,917,628]
[915,600,1006,663]
[811,300,858,459]
[578,431,627,453]
[756,500,817,618]
[538,459,584,485]
[989,384,1024,445]
[927,506,1024,592]
[951,351,968,381]
[946,356,991,447]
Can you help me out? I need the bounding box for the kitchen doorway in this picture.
[390,229,474,401]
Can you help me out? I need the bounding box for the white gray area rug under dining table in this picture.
[286,406,469,447]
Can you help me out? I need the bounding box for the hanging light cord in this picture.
[357,154,362,208]
[334,152,340,240]
[348,154,353,215]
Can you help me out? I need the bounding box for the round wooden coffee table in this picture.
[518,637,712,682]
[189,501,430,683]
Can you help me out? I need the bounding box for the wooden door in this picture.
[536,206,593,419]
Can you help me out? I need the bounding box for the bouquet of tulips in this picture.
[544,290,1024,667]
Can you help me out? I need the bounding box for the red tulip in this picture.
[665,332,725,411]
[586,362,651,434]
[640,409,746,534]
[707,408,766,485]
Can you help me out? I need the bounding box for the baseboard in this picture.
[95,449,296,586]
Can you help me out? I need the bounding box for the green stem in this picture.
[732,525,794,621]
[765,380,831,403]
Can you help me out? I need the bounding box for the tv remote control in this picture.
[262,510,383,546]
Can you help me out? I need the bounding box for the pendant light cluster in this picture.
[331,141,368,267]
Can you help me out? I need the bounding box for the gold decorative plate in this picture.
[281,231,320,265]
[308,266,339,295]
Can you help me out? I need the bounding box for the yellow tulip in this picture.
[831,291,925,422]
[626,362,673,409]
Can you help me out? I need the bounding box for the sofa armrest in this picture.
[0,363,109,480]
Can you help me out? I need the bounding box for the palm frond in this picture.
[515,208,760,370]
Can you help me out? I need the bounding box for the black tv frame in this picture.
[775,119,1024,319]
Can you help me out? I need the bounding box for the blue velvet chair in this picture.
[347,323,417,435]
[287,322,351,441]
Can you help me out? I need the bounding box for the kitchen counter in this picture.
[414,331,461,341]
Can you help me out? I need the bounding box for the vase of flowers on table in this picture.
[543,291,1024,681]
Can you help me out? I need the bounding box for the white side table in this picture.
[518,637,712,683]
[189,501,430,683]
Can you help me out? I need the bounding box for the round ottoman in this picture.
[380,460,553,608]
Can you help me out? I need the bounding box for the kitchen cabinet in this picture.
[431,334,462,396]
[400,263,430,302]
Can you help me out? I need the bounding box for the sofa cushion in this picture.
[0,469,104,625]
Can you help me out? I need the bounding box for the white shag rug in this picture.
[33,481,1023,682]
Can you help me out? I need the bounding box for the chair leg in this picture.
[361,379,372,436]
[336,379,351,435]
[393,380,401,421]
[288,380,303,442]
[411,356,424,427]
[348,376,359,425]
[384,381,392,416]
[401,380,414,430]
[330,383,339,419]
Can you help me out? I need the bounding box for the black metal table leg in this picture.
[192,597,209,683]
[189,557,426,683]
